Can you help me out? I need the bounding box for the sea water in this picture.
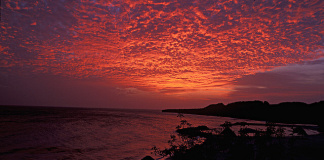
[0,106,318,160]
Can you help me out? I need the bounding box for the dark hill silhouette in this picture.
[162,101,324,131]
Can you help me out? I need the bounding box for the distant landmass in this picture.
[163,101,324,130]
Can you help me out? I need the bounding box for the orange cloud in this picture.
[1,0,323,98]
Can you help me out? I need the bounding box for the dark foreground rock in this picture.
[141,156,154,160]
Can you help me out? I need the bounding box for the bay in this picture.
[0,106,318,160]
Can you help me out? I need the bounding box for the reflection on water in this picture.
[0,106,318,160]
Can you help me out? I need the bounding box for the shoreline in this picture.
[162,101,324,132]
[151,122,324,160]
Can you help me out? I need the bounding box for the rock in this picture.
[141,156,154,160]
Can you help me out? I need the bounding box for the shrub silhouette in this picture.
[151,115,307,160]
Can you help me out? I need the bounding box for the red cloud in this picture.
[1,0,323,97]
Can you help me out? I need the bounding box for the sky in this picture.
[0,0,323,109]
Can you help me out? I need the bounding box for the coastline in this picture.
[162,101,324,131]
[155,101,324,159]
[151,119,324,160]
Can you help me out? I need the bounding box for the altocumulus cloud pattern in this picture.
[1,0,323,95]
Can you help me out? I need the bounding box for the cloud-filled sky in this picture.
[1,0,323,109]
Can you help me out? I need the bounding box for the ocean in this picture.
[0,106,318,160]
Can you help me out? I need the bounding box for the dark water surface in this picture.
[0,106,318,160]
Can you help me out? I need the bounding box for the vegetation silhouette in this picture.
[152,114,313,160]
